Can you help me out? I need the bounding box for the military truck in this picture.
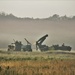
[36,34,49,51]
[22,38,32,52]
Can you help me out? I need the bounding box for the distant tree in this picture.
[61,15,70,20]
[51,14,60,20]
[72,16,75,19]
[52,14,59,18]
[0,12,6,16]
[6,13,17,19]
[0,12,6,19]
[0,12,17,20]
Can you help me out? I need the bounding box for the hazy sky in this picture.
[0,0,75,18]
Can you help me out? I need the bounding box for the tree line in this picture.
[0,12,75,20]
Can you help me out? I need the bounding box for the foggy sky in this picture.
[0,0,75,18]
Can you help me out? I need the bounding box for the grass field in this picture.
[0,50,75,75]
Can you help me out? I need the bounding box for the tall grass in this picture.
[0,59,75,75]
[0,51,75,75]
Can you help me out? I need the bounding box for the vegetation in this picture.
[0,12,75,20]
[0,51,75,61]
[0,51,75,75]
[0,59,75,75]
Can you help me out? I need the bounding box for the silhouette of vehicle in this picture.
[59,43,71,51]
[7,36,72,52]
[36,34,49,51]
[22,38,32,52]
[11,39,22,51]
[51,43,71,51]
[8,44,15,51]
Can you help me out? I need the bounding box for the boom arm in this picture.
[13,39,15,42]
[24,38,31,45]
[36,34,48,50]
[36,34,48,45]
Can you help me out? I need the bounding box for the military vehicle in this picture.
[50,43,71,51]
[8,44,15,51]
[12,39,22,51]
[59,43,71,51]
[7,35,72,52]
[22,38,32,52]
[36,34,49,51]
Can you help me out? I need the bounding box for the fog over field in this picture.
[0,0,75,50]
[0,15,75,50]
